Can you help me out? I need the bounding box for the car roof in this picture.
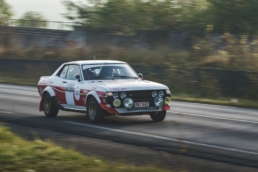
[65,60,126,65]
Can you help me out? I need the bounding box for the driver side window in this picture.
[66,65,81,81]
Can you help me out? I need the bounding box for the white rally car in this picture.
[38,60,171,123]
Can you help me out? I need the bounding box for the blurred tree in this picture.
[63,0,208,34]
[0,0,13,25]
[18,11,47,28]
[206,0,258,34]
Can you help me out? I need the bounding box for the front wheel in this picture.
[150,111,166,122]
[43,93,59,117]
[87,97,106,123]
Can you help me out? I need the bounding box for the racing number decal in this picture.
[73,82,84,106]
[65,82,84,106]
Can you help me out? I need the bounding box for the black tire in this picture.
[43,92,59,117]
[150,111,166,122]
[87,97,106,123]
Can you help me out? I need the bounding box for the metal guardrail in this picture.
[0,19,76,31]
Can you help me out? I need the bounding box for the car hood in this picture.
[98,79,168,91]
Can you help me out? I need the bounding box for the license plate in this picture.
[135,102,149,108]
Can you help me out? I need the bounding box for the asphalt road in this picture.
[0,83,258,172]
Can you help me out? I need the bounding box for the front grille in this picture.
[127,90,153,99]
[107,90,166,108]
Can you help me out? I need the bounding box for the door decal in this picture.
[65,83,75,105]
[74,86,80,100]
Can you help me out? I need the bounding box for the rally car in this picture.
[38,60,171,123]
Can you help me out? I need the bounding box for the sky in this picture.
[7,0,78,22]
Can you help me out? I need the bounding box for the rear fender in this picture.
[39,86,56,111]
[43,86,55,97]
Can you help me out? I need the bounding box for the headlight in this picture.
[123,98,134,109]
[113,99,121,107]
[152,91,157,97]
[113,92,119,99]
[158,91,164,97]
[165,97,170,105]
[154,97,164,107]
[166,90,171,94]
[120,92,126,99]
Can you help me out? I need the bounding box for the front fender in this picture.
[86,91,101,104]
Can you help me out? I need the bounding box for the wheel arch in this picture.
[86,91,101,105]
[39,86,56,111]
[43,86,55,97]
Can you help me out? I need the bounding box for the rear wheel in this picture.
[87,97,106,123]
[43,92,59,117]
[150,111,166,122]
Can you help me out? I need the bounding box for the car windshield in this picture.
[82,64,138,80]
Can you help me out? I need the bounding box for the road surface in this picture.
[0,84,258,172]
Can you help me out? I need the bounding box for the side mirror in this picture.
[138,73,143,80]
[75,73,81,82]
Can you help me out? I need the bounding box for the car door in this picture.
[55,65,69,105]
[64,65,84,108]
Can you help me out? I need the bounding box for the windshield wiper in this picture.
[89,76,106,79]
[113,75,138,79]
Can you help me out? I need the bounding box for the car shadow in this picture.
[56,113,155,127]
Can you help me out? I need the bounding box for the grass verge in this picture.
[172,95,258,109]
[0,76,38,86]
[0,125,169,172]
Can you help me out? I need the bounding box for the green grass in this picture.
[172,95,258,109]
[0,125,170,172]
[0,76,38,86]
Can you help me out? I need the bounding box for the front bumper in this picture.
[100,103,170,115]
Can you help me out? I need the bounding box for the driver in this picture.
[99,67,115,77]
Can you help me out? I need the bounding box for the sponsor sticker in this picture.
[66,83,75,91]
[112,88,127,91]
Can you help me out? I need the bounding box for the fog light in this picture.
[158,91,164,97]
[113,99,121,107]
[123,98,134,109]
[113,92,119,99]
[152,91,157,97]
[164,97,170,105]
[154,97,164,107]
[120,92,126,99]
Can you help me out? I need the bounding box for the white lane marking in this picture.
[0,111,13,114]
[168,110,258,124]
[62,121,258,156]
[0,90,38,96]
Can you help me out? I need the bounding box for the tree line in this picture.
[63,0,258,34]
[1,0,258,34]
[0,0,46,28]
